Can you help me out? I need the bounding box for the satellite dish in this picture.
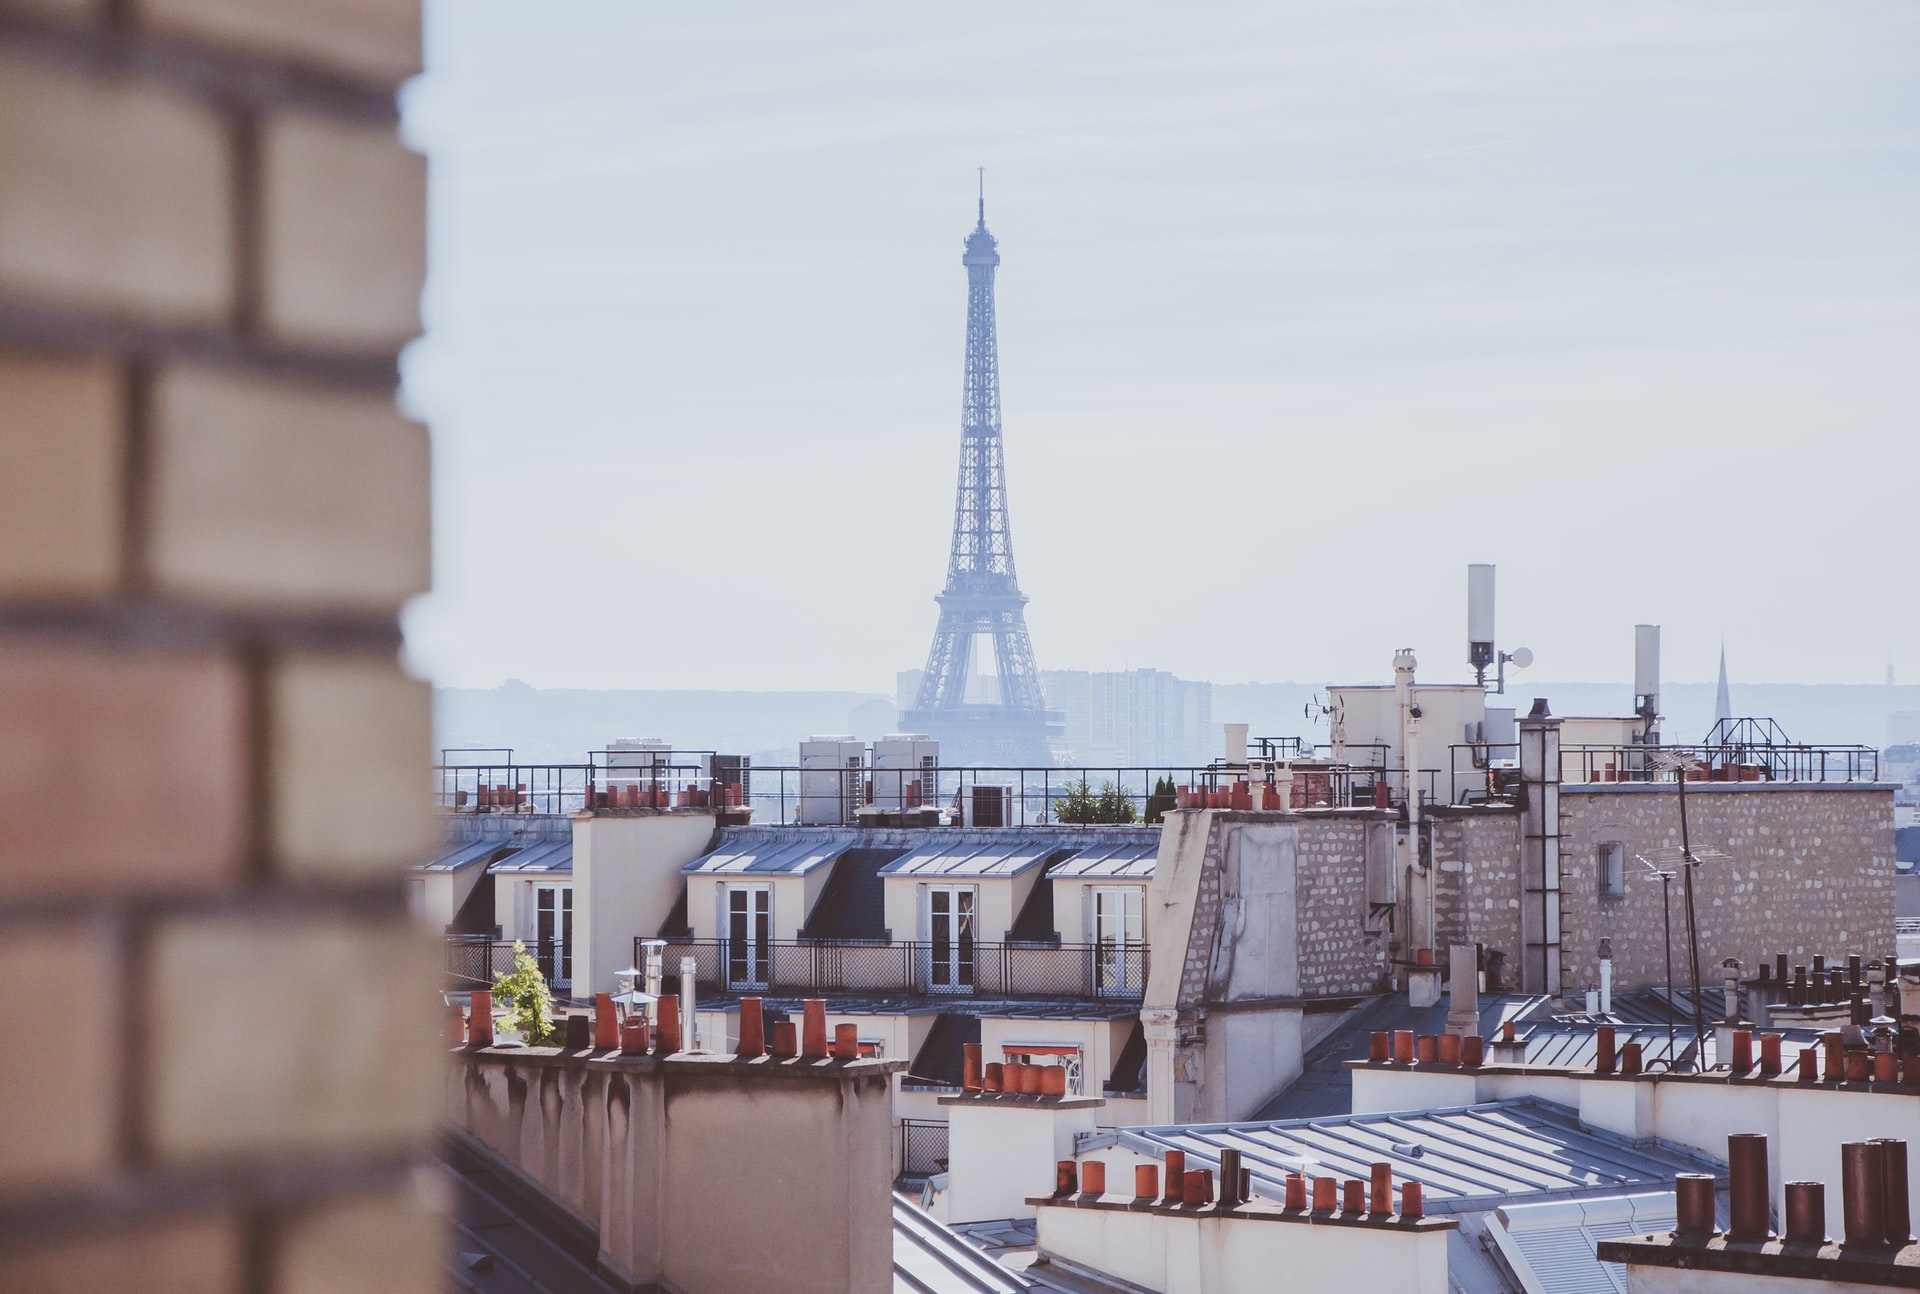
[1510,647,1534,670]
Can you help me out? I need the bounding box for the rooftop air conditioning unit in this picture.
[799,737,865,825]
[965,784,1012,829]
[871,734,938,811]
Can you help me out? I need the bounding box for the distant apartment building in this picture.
[897,665,1214,767]
[1040,668,1214,767]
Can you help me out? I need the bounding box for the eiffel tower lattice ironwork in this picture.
[899,182,1061,766]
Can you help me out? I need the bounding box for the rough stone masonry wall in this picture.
[1432,810,1523,976]
[1557,785,1896,997]
[0,4,440,1291]
[1294,814,1393,997]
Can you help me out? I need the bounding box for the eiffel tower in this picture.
[898,181,1062,766]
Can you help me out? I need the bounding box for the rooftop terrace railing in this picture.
[1447,741,1882,804]
[639,936,1148,1003]
[435,754,1460,821]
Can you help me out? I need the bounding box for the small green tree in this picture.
[1054,778,1099,824]
[1055,779,1139,824]
[1095,781,1138,824]
[492,941,556,1046]
[1144,775,1177,824]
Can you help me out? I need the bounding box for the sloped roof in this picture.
[682,829,857,877]
[1487,1191,1702,1294]
[1118,1098,1724,1211]
[420,839,516,873]
[1255,993,1550,1120]
[1046,840,1158,880]
[894,1197,1031,1293]
[487,838,572,874]
[880,838,1055,880]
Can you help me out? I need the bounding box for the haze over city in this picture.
[399,1,1918,696]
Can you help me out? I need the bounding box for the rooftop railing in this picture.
[1447,741,1882,804]
[640,936,1148,1002]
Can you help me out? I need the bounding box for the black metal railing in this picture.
[900,1119,950,1178]
[640,937,1148,1001]
[445,936,567,990]
[1446,740,1882,803]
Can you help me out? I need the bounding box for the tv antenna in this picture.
[1643,748,1732,1069]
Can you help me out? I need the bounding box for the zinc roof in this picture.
[682,829,857,877]
[486,839,573,874]
[419,839,514,874]
[1118,1098,1723,1211]
[879,837,1055,880]
[1046,840,1158,880]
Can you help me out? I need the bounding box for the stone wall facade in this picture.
[1431,809,1523,977]
[1557,784,1895,997]
[0,3,437,1289]
[1427,786,1895,996]
[1294,813,1394,997]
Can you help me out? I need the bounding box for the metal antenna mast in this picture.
[899,178,1060,765]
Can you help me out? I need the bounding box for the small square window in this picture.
[1597,842,1626,899]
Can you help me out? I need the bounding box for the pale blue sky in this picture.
[400,2,1919,692]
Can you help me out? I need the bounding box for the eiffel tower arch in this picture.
[898,184,1062,766]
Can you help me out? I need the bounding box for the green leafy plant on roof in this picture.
[492,940,555,1046]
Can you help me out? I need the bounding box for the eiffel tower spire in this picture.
[900,183,1060,765]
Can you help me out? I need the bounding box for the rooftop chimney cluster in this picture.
[456,992,867,1066]
[1174,781,1291,812]
[1674,1132,1912,1248]
[1364,1029,1487,1068]
[1752,950,1904,1022]
[1046,1150,1428,1226]
[961,1042,1074,1099]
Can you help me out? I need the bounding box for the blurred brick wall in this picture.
[0,2,442,1290]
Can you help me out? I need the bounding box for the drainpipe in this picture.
[1393,650,1430,958]
[1599,938,1613,1016]
[680,955,698,1052]
[1517,700,1563,998]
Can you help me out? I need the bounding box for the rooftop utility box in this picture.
[871,734,938,812]
[964,784,1012,829]
[799,737,866,825]
[606,738,679,790]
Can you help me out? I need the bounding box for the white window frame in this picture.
[723,882,773,990]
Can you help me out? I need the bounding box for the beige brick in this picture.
[0,637,248,900]
[138,0,419,86]
[0,49,231,323]
[145,913,441,1161]
[0,1213,241,1294]
[148,367,430,610]
[262,113,425,351]
[0,922,118,1197]
[0,352,122,598]
[277,1174,445,1294]
[271,654,435,875]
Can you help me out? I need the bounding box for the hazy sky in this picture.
[400,2,1919,693]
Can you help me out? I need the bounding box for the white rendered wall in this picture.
[1035,1203,1451,1294]
[1626,1265,1895,1294]
[572,811,717,1002]
[944,1100,1101,1223]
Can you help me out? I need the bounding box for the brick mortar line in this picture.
[0,1148,427,1249]
[0,302,404,392]
[0,16,404,123]
[0,602,405,654]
